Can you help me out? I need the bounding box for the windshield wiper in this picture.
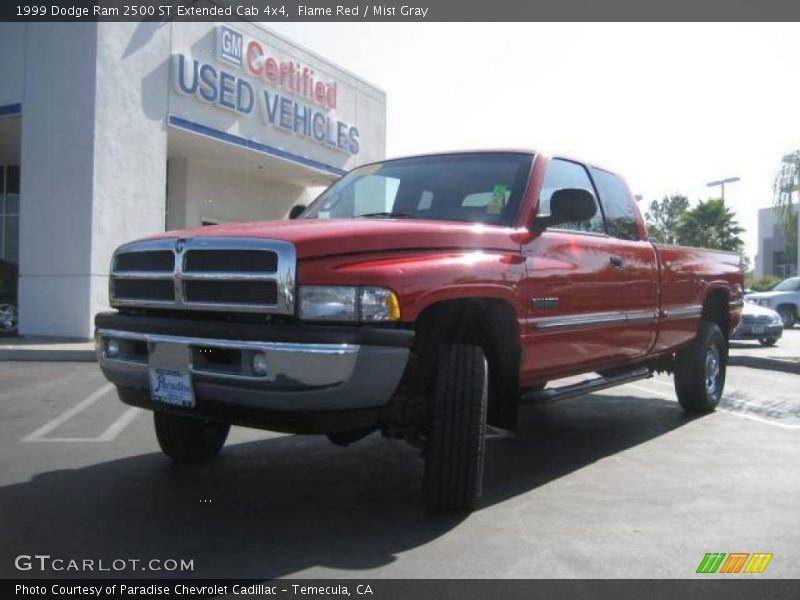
[356,212,418,219]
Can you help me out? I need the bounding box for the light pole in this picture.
[706,176,740,202]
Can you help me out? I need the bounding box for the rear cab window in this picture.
[589,167,641,240]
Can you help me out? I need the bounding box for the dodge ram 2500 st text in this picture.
[96,151,743,511]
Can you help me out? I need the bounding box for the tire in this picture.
[758,337,778,347]
[154,412,230,463]
[674,321,726,414]
[424,344,488,512]
[0,303,17,336]
[777,306,796,329]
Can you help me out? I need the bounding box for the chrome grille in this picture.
[109,237,296,314]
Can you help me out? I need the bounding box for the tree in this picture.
[673,198,744,253]
[772,151,800,271]
[645,194,690,244]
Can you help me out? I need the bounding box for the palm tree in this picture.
[772,151,800,276]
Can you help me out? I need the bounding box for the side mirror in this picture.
[535,188,597,230]
[288,204,306,220]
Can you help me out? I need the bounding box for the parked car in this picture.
[746,276,800,328]
[0,259,18,336]
[732,300,783,346]
[95,151,743,511]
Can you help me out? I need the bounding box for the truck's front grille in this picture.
[183,280,278,305]
[113,279,174,302]
[184,249,277,273]
[114,251,174,273]
[109,237,296,315]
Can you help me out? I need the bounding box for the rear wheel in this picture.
[777,306,796,329]
[424,344,488,512]
[154,412,230,463]
[674,321,726,414]
[758,336,778,347]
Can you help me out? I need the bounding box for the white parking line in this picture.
[22,383,114,442]
[621,382,800,430]
[96,407,143,441]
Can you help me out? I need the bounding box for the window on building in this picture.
[537,159,604,233]
[0,165,20,265]
[589,167,640,241]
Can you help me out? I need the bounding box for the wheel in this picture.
[674,321,726,414]
[777,306,795,329]
[0,303,17,336]
[758,337,778,347]
[424,344,488,512]
[154,412,230,463]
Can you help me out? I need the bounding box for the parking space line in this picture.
[96,407,143,441]
[22,383,114,442]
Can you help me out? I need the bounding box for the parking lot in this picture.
[1,331,798,579]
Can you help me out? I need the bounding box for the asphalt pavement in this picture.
[1,330,798,579]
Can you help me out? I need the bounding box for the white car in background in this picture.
[746,277,800,328]
[732,301,784,346]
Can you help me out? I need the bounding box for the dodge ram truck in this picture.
[95,151,743,511]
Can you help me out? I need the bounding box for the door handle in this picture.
[610,255,624,269]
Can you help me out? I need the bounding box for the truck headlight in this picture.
[298,285,400,322]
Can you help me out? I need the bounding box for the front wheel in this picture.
[424,344,488,512]
[674,321,727,414]
[154,412,230,463]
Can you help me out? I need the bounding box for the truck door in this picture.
[520,158,655,383]
[589,166,660,357]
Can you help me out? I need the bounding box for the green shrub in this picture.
[745,274,781,291]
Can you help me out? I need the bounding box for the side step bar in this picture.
[520,367,652,405]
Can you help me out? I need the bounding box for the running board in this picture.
[520,367,652,405]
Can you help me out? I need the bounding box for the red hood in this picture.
[149,219,528,259]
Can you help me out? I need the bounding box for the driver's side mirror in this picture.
[534,188,597,230]
[288,204,306,220]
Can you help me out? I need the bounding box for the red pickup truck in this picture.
[95,151,743,511]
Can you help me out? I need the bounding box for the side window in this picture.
[538,159,604,233]
[590,168,640,240]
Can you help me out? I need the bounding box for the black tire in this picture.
[758,337,778,347]
[0,303,17,336]
[424,344,488,512]
[674,321,727,414]
[154,412,230,463]
[777,306,796,329]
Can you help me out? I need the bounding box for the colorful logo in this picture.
[696,552,773,574]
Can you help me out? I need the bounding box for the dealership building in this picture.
[0,22,386,338]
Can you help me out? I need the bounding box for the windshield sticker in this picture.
[488,184,509,214]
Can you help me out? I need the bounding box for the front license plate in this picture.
[149,368,195,408]
[751,326,765,334]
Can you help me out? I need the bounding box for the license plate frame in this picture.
[149,368,194,408]
[751,326,766,335]
[148,341,195,408]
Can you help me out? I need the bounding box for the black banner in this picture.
[5,579,800,600]
[3,0,800,22]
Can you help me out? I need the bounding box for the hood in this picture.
[149,218,528,259]
[745,290,791,301]
[742,301,781,318]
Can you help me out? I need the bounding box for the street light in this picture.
[706,176,740,202]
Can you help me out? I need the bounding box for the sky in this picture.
[266,22,800,261]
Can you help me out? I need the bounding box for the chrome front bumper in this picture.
[95,328,410,413]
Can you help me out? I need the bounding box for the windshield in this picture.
[303,153,533,226]
[773,277,800,292]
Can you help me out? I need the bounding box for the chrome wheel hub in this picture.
[0,303,17,333]
[705,344,721,398]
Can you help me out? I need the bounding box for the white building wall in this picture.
[89,22,171,329]
[18,23,98,338]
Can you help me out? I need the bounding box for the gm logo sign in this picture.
[216,26,243,67]
[696,552,773,574]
